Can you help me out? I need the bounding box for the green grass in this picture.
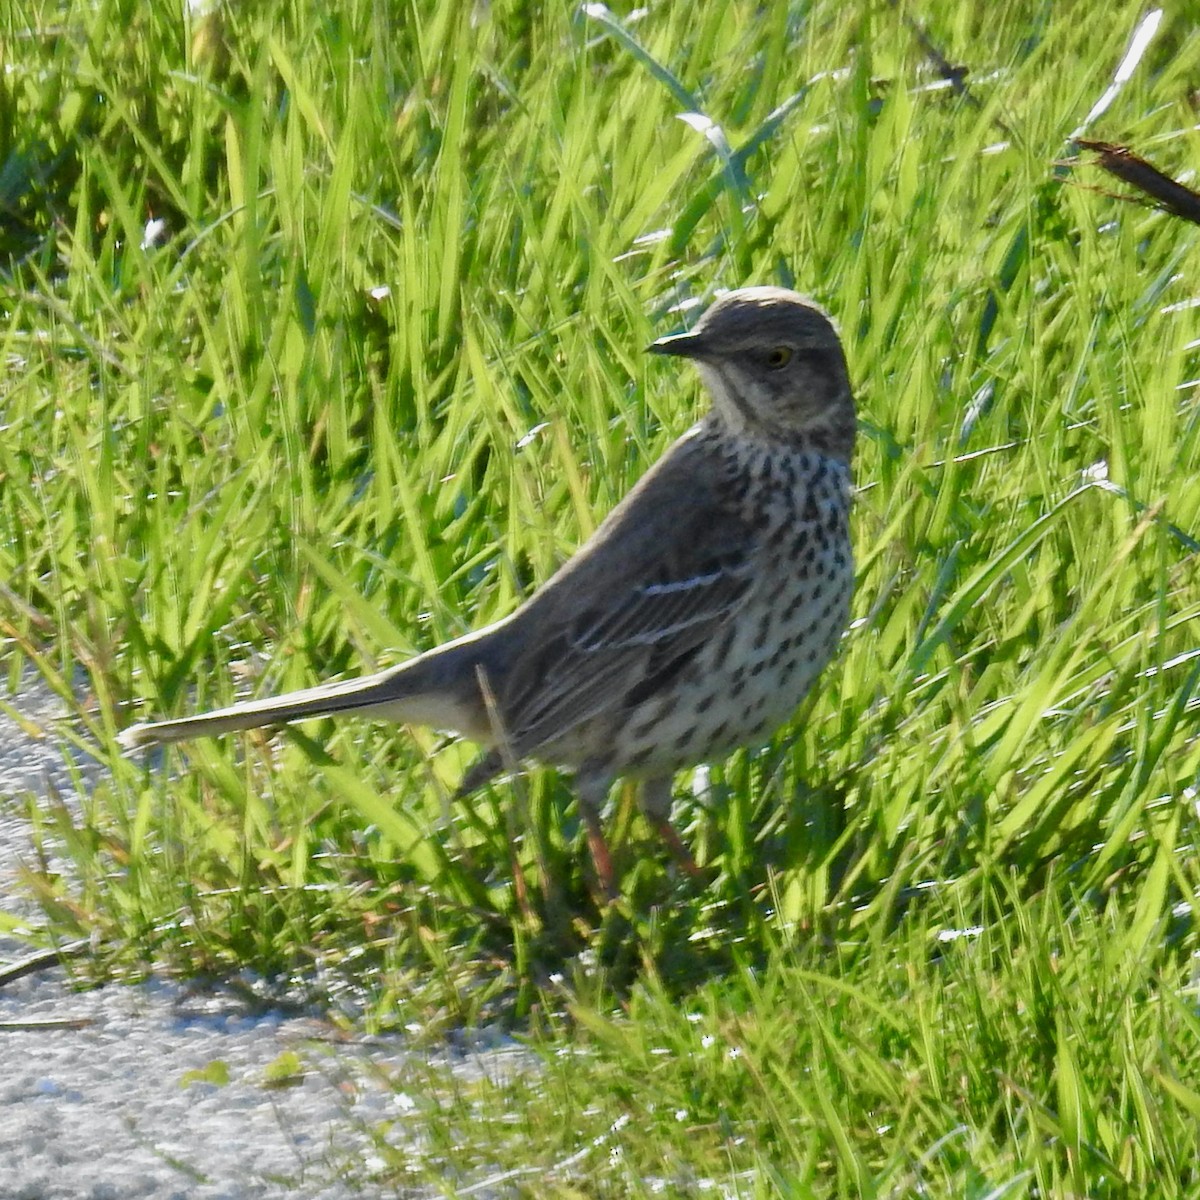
[374,886,1200,1196]
[3,0,1200,1192]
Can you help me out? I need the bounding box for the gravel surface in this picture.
[0,677,531,1199]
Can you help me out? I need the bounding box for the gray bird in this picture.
[120,287,856,893]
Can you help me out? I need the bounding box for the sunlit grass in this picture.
[3,0,1200,1192]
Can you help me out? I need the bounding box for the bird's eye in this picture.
[766,347,792,369]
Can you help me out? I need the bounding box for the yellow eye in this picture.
[766,346,792,369]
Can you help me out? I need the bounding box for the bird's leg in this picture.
[640,775,704,878]
[576,771,617,899]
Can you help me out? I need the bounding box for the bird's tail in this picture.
[117,636,494,751]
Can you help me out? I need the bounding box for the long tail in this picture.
[117,635,494,750]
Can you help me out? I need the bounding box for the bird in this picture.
[119,286,857,894]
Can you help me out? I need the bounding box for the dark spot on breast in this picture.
[629,714,659,740]
[674,727,697,752]
[768,634,796,668]
[819,596,842,622]
[714,623,738,663]
[754,613,771,649]
[784,591,810,620]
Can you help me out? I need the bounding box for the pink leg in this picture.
[577,772,618,899]
[642,776,704,878]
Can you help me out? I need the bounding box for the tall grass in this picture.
[2,0,1200,1190]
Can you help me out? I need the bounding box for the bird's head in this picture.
[649,287,855,461]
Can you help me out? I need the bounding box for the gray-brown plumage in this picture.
[119,287,856,892]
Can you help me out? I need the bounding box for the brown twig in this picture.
[1078,138,1200,225]
[0,1017,96,1031]
[0,940,90,989]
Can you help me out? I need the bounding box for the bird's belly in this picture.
[611,559,853,775]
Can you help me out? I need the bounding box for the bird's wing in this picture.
[493,432,758,757]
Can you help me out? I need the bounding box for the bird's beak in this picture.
[646,330,709,359]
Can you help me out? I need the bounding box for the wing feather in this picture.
[457,427,762,763]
